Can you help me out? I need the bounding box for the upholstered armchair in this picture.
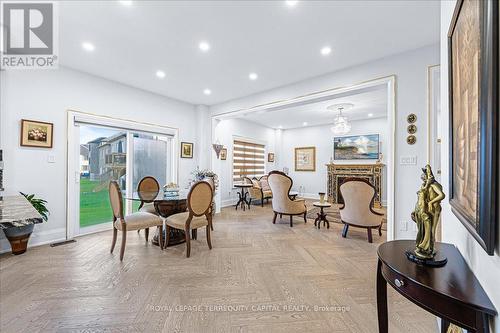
[267,171,307,227]
[109,181,164,261]
[244,176,272,207]
[339,178,384,243]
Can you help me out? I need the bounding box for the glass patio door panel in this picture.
[131,133,171,212]
[79,125,127,229]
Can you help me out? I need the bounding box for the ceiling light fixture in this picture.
[303,122,308,126]
[203,89,212,95]
[249,72,258,81]
[285,0,299,7]
[327,103,353,135]
[321,46,332,56]
[199,41,211,52]
[119,0,133,6]
[82,42,95,52]
[368,113,374,117]
[156,70,166,79]
[278,125,283,129]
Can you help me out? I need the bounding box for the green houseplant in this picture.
[3,193,49,255]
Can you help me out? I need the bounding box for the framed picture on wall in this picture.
[294,147,316,172]
[20,119,54,148]
[333,134,380,160]
[268,153,275,162]
[448,0,498,255]
[220,148,227,160]
[180,142,193,158]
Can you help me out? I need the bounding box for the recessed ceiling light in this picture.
[118,0,133,6]
[278,125,283,129]
[82,42,95,52]
[203,89,212,95]
[321,46,332,56]
[249,72,258,81]
[156,70,166,79]
[368,113,374,117]
[285,0,299,7]
[302,122,308,126]
[199,41,211,52]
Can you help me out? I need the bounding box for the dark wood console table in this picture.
[377,240,496,333]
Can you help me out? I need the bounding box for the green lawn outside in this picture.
[79,178,140,228]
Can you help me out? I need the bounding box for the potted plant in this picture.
[3,193,49,255]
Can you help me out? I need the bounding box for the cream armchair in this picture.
[268,171,307,227]
[339,178,384,243]
[244,176,272,207]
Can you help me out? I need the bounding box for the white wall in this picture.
[0,67,198,251]
[214,118,276,206]
[281,117,388,203]
[210,44,439,239]
[440,1,500,332]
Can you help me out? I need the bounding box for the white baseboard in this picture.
[0,227,66,254]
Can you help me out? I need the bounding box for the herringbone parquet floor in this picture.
[0,202,437,333]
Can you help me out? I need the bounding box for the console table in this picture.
[377,240,496,333]
[326,163,384,208]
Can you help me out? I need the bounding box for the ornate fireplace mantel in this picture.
[326,163,385,208]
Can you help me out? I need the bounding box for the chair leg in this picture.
[272,212,277,224]
[367,228,373,243]
[289,215,293,227]
[342,224,349,238]
[120,229,127,261]
[261,199,264,207]
[378,224,382,236]
[165,225,170,248]
[145,228,149,242]
[280,213,282,219]
[110,226,117,253]
[185,227,191,258]
[137,229,140,234]
[303,212,307,223]
[191,229,197,240]
[206,226,212,250]
[158,225,164,250]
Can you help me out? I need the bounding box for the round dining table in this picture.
[126,190,188,247]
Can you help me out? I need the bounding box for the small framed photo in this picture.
[220,148,227,160]
[20,119,53,148]
[268,152,275,162]
[180,142,193,158]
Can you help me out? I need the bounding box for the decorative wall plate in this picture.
[407,124,417,134]
[407,135,417,145]
[407,114,417,123]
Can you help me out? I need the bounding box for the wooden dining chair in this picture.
[136,176,160,240]
[164,181,213,258]
[109,181,164,261]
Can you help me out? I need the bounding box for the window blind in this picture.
[233,139,266,183]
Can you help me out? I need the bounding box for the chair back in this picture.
[187,181,213,217]
[137,176,160,202]
[109,181,124,220]
[339,178,381,226]
[203,177,216,193]
[268,171,294,213]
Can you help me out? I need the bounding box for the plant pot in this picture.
[3,224,34,255]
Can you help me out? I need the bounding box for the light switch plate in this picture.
[48,154,56,163]
[400,155,417,165]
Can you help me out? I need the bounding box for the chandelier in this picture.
[330,106,351,135]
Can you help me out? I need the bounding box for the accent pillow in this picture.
[260,178,271,191]
[251,179,260,188]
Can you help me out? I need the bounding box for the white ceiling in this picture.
[59,1,439,105]
[238,84,387,130]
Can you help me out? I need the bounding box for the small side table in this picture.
[234,184,252,211]
[289,191,299,200]
[313,202,331,229]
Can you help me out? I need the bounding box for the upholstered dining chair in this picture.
[108,181,164,261]
[136,176,160,240]
[203,177,216,230]
[267,170,307,227]
[339,178,384,243]
[164,181,213,258]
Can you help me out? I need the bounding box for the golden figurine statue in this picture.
[407,165,446,265]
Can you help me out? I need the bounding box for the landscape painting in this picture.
[333,134,379,160]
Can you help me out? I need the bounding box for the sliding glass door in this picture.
[68,114,176,237]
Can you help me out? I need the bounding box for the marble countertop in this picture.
[0,195,43,229]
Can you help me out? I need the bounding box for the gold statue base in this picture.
[405,250,447,267]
